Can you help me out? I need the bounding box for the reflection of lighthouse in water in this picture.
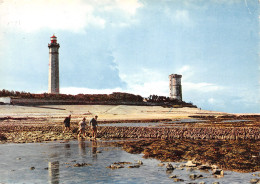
[48,35,60,94]
[48,161,59,184]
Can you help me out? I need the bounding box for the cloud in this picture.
[61,67,169,97]
[0,0,143,32]
[0,0,105,32]
[184,82,224,92]
[115,0,143,15]
[164,9,193,26]
[61,87,123,95]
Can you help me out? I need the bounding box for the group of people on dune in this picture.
[63,114,98,140]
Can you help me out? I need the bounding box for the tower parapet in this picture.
[169,74,182,101]
[48,35,60,94]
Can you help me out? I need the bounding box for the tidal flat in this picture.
[0,105,259,183]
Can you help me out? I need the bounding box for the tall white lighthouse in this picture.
[48,35,60,94]
[169,74,182,101]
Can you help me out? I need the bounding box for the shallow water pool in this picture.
[0,141,258,184]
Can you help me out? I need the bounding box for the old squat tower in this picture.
[48,35,60,94]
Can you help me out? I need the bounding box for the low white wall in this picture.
[0,97,11,104]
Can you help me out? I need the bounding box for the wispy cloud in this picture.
[61,87,124,95]
[0,0,143,32]
[184,82,224,92]
[164,8,193,26]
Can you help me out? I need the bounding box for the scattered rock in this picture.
[212,182,220,184]
[107,164,124,169]
[186,167,194,171]
[212,169,224,176]
[199,182,206,184]
[0,133,7,141]
[174,178,184,182]
[30,167,35,170]
[169,175,177,178]
[158,163,165,167]
[128,165,140,168]
[211,165,218,169]
[198,165,211,170]
[189,174,203,180]
[113,162,132,165]
[166,163,174,170]
[137,160,143,165]
[73,163,91,167]
[186,161,197,167]
[250,178,260,184]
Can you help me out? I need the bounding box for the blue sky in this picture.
[0,0,259,113]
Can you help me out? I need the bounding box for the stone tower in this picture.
[169,74,182,101]
[48,35,60,94]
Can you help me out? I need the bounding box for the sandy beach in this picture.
[0,104,230,121]
[0,104,259,173]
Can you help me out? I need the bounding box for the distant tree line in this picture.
[0,89,143,102]
[0,89,196,107]
[145,95,180,103]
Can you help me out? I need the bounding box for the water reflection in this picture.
[92,140,97,160]
[78,140,86,156]
[64,143,71,157]
[48,161,59,184]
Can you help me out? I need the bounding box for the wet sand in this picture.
[0,104,259,173]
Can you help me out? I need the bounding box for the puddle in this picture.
[0,141,257,184]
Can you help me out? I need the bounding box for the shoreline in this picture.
[0,104,259,173]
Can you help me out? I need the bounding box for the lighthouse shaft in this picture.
[169,74,182,101]
[48,36,60,94]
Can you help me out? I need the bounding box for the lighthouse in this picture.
[48,35,60,94]
[169,74,182,101]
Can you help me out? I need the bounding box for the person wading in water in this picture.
[78,117,87,138]
[63,115,71,133]
[89,115,98,140]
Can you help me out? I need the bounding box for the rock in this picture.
[212,182,219,184]
[190,174,203,180]
[73,163,91,167]
[250,178,260,184]
[198,165,211,170]
[128,165,140,168]
[113,162,132,165]
[212,169,224,176]
[199,182,206,184]
[174,178,184,182]
[211,165,218,169]
[30,167,35,170]
[158,163,165,167]
[189,174,197,180]
[166,163,174,170]
[107,164,124,169]
[137,160,143,165]
[169,175,177,178]
[0,134,7,141]
[186,167,194,171]
[186,161,197,167]
[44,167,48,170]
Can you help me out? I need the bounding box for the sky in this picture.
[0,0,259,113]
